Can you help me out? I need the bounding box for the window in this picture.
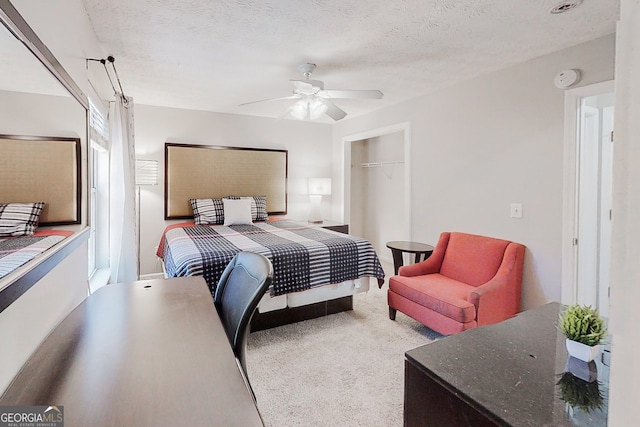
[88,97,110,290]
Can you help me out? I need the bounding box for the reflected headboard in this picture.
[0,134,81,225]
[165,143,288,219]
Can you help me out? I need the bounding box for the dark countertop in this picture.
[405,302,609,426]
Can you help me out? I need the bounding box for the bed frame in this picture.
[165,142,287,219]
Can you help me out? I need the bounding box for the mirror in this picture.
[0,12,87,225]
[0,24,70,97]
[0,5,89,300]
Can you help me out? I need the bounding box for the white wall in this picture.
[0,240,88,393]
[608,1,640,424]
[332,34,615,310]
[134,105,333,275]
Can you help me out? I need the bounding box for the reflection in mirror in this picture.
[0,24,69,97]
[0,18,87,224]
[0,13,88,294]
[0,2,93,397]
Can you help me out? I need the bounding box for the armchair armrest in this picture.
[398,232,450,277]
[467,242,525,326]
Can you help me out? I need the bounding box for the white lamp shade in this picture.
[135,159,158,185]
[308,178,331,195]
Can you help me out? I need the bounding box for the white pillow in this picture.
[223,198,253,226]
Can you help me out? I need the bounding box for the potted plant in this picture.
[559,304,606,362]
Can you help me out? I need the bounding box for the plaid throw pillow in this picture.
[225,196,268,221]
[190,198,225,225]
[0,202,46,237]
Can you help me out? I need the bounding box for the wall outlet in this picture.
[510,203,523,218]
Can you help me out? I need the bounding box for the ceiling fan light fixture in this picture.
[290,97,327,121]
[308,98,328,119]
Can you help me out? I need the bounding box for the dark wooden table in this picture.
[0,277,264,427]
[386,241,434,275]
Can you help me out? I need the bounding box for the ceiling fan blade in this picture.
[239,94,300,106]
[320,89,383,99]
[318,98,347,121]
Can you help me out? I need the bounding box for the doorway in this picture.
[342,122,411,263]
[562,81,614,318]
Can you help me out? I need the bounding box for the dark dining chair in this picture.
[214,252,273,382]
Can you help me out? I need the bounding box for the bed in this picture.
[158,219,385,327]
[161,143,385,328]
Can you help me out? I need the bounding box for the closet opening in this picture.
[342,123,411,265]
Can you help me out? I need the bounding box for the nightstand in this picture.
[301,220,349,234]
[321,222,349,234]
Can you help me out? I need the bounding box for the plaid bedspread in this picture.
[162,220,385,296]
[0,234,66,279]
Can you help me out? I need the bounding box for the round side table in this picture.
[386,241,434,275]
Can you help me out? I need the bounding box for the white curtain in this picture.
[109,94,138,283]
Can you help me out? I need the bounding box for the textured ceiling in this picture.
[78,1,617,121]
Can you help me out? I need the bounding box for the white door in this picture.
[574,94,614,317]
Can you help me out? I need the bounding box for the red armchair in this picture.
[388,232,525,335]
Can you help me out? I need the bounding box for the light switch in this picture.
[510,203,523,219]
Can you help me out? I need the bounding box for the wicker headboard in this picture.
[0,135,81,225]
[165,143,288,219]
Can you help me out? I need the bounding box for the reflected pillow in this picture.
[190,198,224,225]
[225,196,268,221]
[223,198,253,226]
[0,202,46,237]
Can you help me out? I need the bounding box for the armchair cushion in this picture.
[389,274,476,323]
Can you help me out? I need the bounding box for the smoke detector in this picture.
[554,69,582,89]
[549,0,583,14]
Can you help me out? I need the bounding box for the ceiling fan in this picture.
[240,63,383,121]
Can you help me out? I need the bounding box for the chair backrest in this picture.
[214,252,274,375]
[439,232,512,287]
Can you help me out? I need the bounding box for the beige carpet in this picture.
[246,265,443,427]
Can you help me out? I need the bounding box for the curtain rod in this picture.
[87,55,127,99]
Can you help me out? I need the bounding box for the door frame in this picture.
[342,122,412,241]
[561,80,614,305]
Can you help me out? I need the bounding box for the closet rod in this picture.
[360,161,404,168]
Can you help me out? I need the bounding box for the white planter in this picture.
[565,338,601,362]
